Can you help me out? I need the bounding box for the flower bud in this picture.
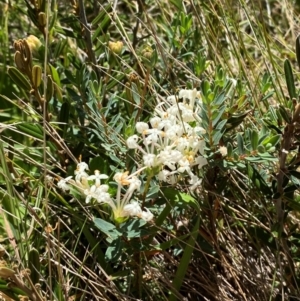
[108,41,123,55]
[26,35,42,54]
[38,12,47,27]
[141,45,153,60]
[14,51,26,73]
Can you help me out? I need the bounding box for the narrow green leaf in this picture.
[279,105,292,123]
[237,133,244,154]
[16,123,44,140]
[169,0,183,10]
[28,248,41,284]
[296,35,300,71]
[0,142,24,258]
[91,3,112,26]
[227,142,233,157]
[261,134,281,147]
[8,67,31,91]
[212,92,226,106]
[212,105,226,127]
[92,15,111,41]
[215,119,227,131]
[169,217,200,301]
[58,102,70,138]
[284,59,296,99]
[212,130,224,145]
[250,130,259,150]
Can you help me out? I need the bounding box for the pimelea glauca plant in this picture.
[2,1,300,301]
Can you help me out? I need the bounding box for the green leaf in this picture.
[8,67,31,91]
[92,3,112,26]
[250,130,259,150]
[28,248,41,284]
[156,188,200,227]
[169,217,200,301]
[284,59,296,99]
[201,80,211,99]
[261,134,281,147]
[212,92,226,106]
[227,142,233,157]
[215,119,227,131]
[226,110,250,131]
[105,238,124,262]
[296,35,300,70]
[212,130,224,145]
[48,64,61,87]
[246,163,272,196]
[169,0,183,11]
[237,133,244,154]
[120,219,147,238]
[16,123,44,140]
[58,102,70,138]
[94,218,122,240]
[212,105,226,127]
[92,14,111,41]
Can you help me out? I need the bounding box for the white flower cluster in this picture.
[126,89,207,189]
[57,162,153,222]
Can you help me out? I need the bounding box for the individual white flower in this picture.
[177,158,191,173]
[114,171,131,186]
[87,170,108,187]
[136,122,149,134]
[189,173,202,190]
[57,176,73,192]
[76,162,89,173]
[127,135,139,149]
[194,156,208,168]
[159,149,182,170]
[150,116,163,129]
[166,95,177,103]
[75,162,89,184]
[95,185,111,203]
[140,208,154,222]
[143,153,157,167]
[179,88,198,108]
[84,185,97,203]
[127,176,141,194]
[165,124,183,140]
[219,146,228,157]
[123,201,142,217]
[123,202,154,222]
[181,107,195,122]
[158,169,171,181]
[143,128,164,145]
[84,184,111,204]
